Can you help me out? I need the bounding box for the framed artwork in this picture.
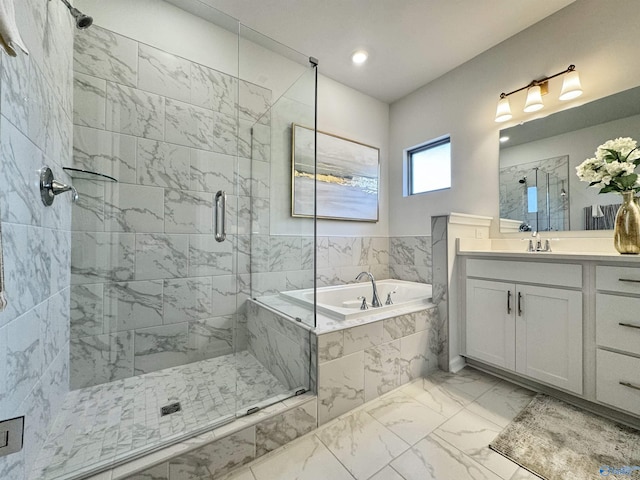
[291,124,380,222]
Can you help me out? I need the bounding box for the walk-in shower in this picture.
[24,1,317,478]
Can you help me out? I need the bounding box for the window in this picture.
[406,137,451,195]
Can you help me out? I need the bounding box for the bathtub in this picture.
[280,279,432,321]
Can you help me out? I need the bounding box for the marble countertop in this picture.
[456,248,640,263]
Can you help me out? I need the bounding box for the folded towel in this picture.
[592,204,604,218]
[0,0,28,57]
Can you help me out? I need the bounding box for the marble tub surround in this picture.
[0,0,75,479]
[70,24,273,388]
[30,351,295,480]
[246,301,312,398]
[316,306,440,425]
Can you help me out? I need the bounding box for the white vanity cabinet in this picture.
[595,266,640,416]
[464,259,583,395]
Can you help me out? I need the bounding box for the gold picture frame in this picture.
[291,124,380,222]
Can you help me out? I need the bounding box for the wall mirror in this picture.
[499,85,640,232]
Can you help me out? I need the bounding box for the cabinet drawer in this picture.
[596,294,640,356]
[596,349,640,417]
[466,259,581,287]
[596,265,640,294]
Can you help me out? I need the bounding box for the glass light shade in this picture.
[495,97,512,122]
[559,70,583,100]
[523,85,544,112]
[351,50,368,64]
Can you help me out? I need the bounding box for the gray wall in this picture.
[0,0,74,478]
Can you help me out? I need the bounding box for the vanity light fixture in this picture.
[351,50,368,65]
[495,64,583,122]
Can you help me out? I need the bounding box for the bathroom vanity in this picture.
[457,239,640,424]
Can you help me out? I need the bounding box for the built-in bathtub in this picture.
[280,279,432,320]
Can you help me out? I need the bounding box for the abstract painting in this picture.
[292,124,379,221]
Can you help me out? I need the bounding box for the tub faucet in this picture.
[355,272,382,308]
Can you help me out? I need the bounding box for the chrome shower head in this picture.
[59,0,93,29]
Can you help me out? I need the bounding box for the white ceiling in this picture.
[190,0,575,103]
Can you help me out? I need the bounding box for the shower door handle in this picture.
[215,191,227,243]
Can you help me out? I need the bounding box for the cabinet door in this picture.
[466,279,515,370]
[515,285,583,394]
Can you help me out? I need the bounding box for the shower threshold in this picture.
[30,351,290,480]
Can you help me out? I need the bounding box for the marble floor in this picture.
[222,367,540,480]
[31,351,288,480]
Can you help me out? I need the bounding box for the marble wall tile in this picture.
[135,234,189,280]
[165,98,214,150]
[74,26,138,87]
[251,122,271,164]
[71,232,135,284]
[300,237,314,271]
[74,72,106,129]
[400,330,432,384]
[163,277,212,323]
[256,399,317,456]
[72,179,105,232]
[431,216,449,370]
[104,281,163,332]
[70,331,134,389]
[105,183,165,233]
[168,427,255,479]
[27,63,54,153]
[269,236,302,272]
[0,117,44,226]
[42,289,70,368]
[137,138,190,190]
[317,331,344,363]
[212,111,238,156]
[239,80,272,123]
[73,126,137,184]
[343,322,384,355]
[189,234,234,277]
[250,197,269,234]
[134,324,189,375]
[383,314,417,342]
[318,352,365,424]
[190,149,236,194]
[48,228,72,296]
[211,275,239,317]
[70,284,104,338]
[138,44,191,103]
[187,316,234,362]
[1,224,50,325]
[190,63,237,117]
[106,82,165,141]
[127,463,168,480]
[364,340,401,402]
[1,49,30,132]
[3,306,43,413]
[164,189,213,234]
[328,237,355,267]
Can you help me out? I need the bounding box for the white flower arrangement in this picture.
[576,137,640,193]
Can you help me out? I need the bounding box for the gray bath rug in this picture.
[490,394,640,480]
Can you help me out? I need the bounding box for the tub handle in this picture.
[215,190,226,243]
[385,291,395,305]
[357,296,368,310]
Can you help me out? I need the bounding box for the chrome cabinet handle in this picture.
[517,292,523,316]
[507,290,512,314]
[619,322,640,330]
[620,381,640,391]
[215,191,227,243]
[618,278,640,284]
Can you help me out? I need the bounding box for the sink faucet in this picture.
[527,231,552,252]
[355,272,382,307]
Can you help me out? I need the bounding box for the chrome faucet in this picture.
[527,231,552,252]
[355,272,382,308]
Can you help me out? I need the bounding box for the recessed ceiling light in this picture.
[351,50,368,65]
[499,136,510,143]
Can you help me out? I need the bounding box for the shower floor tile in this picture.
[30,351,288,480]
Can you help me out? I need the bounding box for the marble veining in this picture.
[31,351,288,480]
[138,44,191,103]
[137,138,190,190]
[73,73,106,129]
[106,82,165,141]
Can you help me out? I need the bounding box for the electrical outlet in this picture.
[0,417,24,457]
[475,228,487,239]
